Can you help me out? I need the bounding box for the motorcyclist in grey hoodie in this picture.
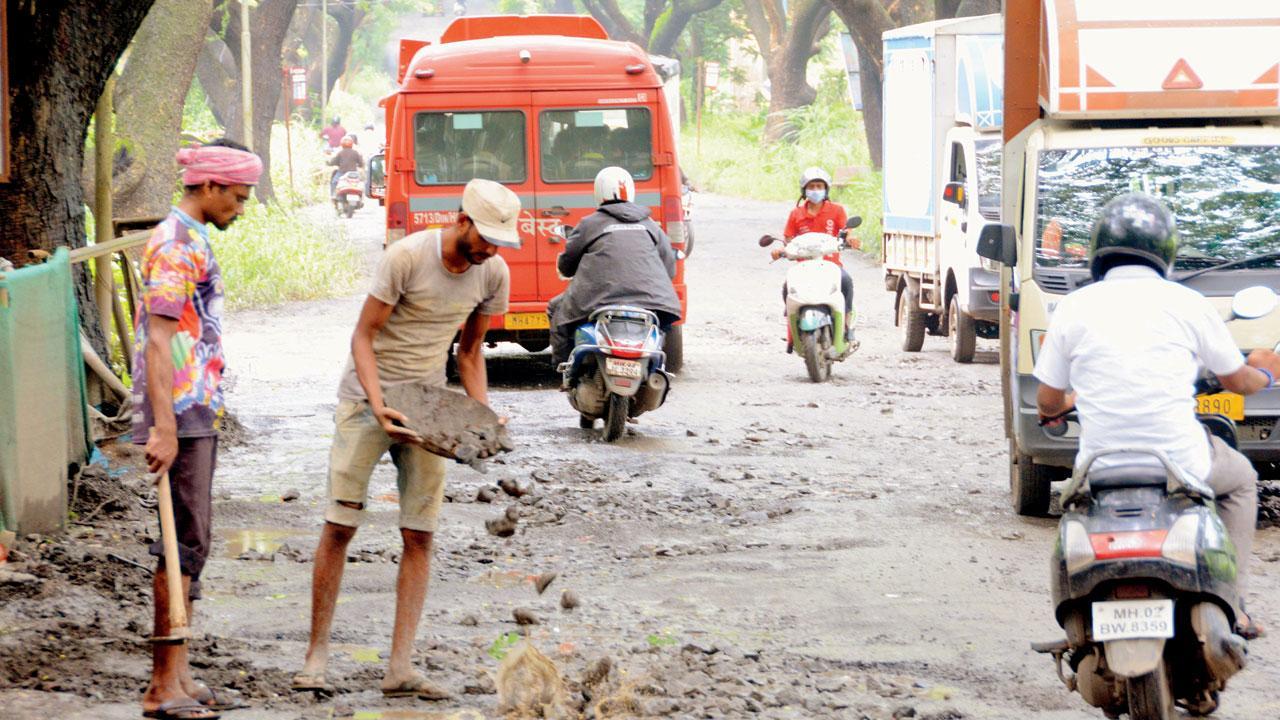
[548,166,682,366]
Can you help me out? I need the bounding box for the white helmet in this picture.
[593,166,636,206]
[799,166,832,195]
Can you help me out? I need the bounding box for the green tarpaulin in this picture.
[0,248,90,534]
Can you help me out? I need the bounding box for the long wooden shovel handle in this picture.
[157,472,189,633]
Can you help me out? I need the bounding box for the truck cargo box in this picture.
[882,15,1002,238]
[1039,0,1280,119]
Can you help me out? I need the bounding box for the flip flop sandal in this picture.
[1237,619,1267,640]
[290,672,335,695]
[141,699,221,720]
[381,673,452,700]
[192,684,249,711]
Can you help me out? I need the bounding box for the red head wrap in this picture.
[176,144,263,187]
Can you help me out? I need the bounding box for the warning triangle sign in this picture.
[1162,59,1203,90]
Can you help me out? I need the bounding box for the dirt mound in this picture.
[70,463,150,523]
[496,641,573,718]
[383,383,514,470]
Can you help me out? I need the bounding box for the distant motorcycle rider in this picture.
[320,116,347,149]
[548,166,682,366]
[328,134,363,196]
[773,167,859,340]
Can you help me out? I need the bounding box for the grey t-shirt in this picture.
[337,229,510,399]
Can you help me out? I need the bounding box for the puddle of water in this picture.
[332,643,383,664]
[217,527,303,558]
[469,568,529,588]
[353,711,485,720]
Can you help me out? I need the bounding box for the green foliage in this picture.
[182,79,223,138]
[646,632,678,647]
[682,70,883,256]
[487,631,522,660]
[344,65,397,109]
[215,200,362,310]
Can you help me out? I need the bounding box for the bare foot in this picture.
[381,670,452,700]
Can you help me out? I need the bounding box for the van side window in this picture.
[540,108,653,183]
[413,111,526,185]
[950,141,967,184]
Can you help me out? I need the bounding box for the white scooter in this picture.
[759,216,862,382]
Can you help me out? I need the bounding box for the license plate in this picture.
[1092,600,1175,641]
[1197,392,1244,421]
[605,358,643,379]
[504,312,549,330]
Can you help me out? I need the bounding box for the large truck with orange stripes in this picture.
[372,15,688,370]
[979,0,1280,515]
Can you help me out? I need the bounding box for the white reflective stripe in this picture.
[601,223,647,233]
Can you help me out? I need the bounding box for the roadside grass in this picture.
[680,78,883,257]
[214,200,362,310]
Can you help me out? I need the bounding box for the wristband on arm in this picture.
[1260,368,1275,389]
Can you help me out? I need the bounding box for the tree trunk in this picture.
[956,0,999,16]
[935,0,961,18]
[326,3,365,98]
[829,0,895,169]
[743,0,832,142]
[102,0,216,220]
[223,0,301,203]
[196,39,239,132]
[0,0,156,360]
[649,0,723,57]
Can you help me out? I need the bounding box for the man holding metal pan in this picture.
[132,140,260,720]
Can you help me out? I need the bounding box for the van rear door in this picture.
[401,93,539,302]
[532,91,663,303]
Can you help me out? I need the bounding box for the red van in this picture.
[375,15,688,369]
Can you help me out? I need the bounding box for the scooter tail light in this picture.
[1063,520,1096,574]
[1090,530,1168,560]
[1161,514,1201,567]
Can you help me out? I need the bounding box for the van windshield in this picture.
[1035,145,1280,269]
[413,111,526,185]
[540,108,652,183]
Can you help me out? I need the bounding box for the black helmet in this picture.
[331,116,341,125]
[1089,192,1179,281]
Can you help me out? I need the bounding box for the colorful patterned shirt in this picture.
[131,208,225,442]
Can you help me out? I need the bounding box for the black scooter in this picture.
[1034,384,1248,719]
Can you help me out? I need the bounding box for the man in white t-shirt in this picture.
[1034,193,1278,639]
[293,179,518,698]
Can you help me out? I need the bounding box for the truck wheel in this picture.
[898,288,926,352]
[949,300,976,363]
[663,325,684,374]
[1010,441,1053,517]
[602,393,628,442]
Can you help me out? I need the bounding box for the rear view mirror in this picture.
[367,153,387,200]
[1231,285,1278,320]
[845,216,862,230]
[977,224,1017,267]
[758,235,778,248]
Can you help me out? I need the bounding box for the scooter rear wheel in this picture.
[601,393,627,442]
[1127,661,1175,720]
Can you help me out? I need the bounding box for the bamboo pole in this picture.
[240,0,253,150]
[93,74,117,351]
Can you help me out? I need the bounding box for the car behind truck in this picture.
[373,15,688,370]
[980,0,1280,515]
[881,14,1003,363]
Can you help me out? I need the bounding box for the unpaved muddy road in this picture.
[3,195,1278,719]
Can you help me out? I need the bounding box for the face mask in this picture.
[805,188,826,204]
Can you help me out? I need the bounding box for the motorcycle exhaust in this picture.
[634,370,669,413]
